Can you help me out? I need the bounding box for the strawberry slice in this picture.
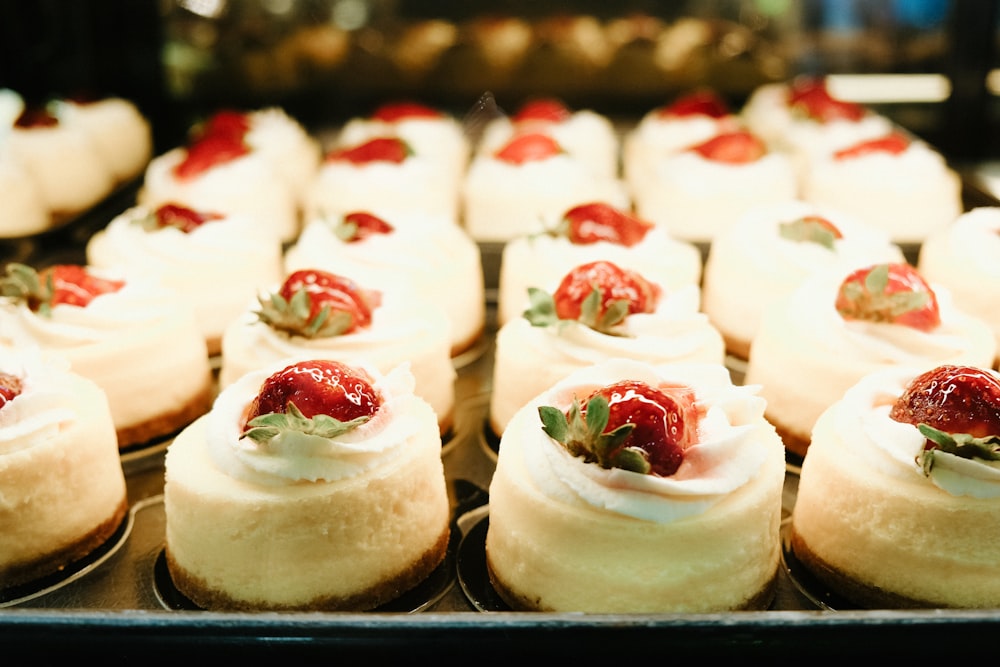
[325,137,411,165]
[335,211,395,243]
[149,203,224,233]
[834,262,940,331]
[788,78,866,122]
[0,372,23,409]
[888,365,1000,475]
[174,133,250,180]
[0,263,124,315]
[196,109,251,142]
[778,215,843,250]
[658,89,730,119]
[494,131,563,165]
[688,130,766,164]
[255,269,379,338]
[555,202,653,247]
[241,359,382,442]
[513,98,572,123]
[834,132,910,160]
[538,379,701,476]
[370,101,443,122]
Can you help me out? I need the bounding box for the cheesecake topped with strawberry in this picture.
[791,363,1000,608]
[164,357,451,611]
[488,259,724,436]
[485,358,785,612]
[744,261,997,458]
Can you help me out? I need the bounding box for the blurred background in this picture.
[1,0,997,176]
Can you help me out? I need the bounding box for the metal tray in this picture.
[1,179,999,661]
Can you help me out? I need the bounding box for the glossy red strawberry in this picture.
[554,260,660,323]
[325,137,411,165]
[890,365,1000,439]
[834,132,910,160]
[241,359,381,440]
[538,379,701,476]
[556,202,653,247]
[688,130,766,164]
[256,269,379,338]
[0,263,124,314]
[0,372,23,409]
[196,110,250,142]
[513,98,571,123]
[151,203,224,233]
[778,215,843,250]
[175,133,250,180]
[659,89,730,119]
[835,262,940,331]
[335,211,395,242]
[494,131,563,164]
[788,78,866,122]
[370,101,442,122]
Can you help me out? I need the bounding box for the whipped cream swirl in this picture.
[0,346,77,455]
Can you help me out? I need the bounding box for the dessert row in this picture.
[1,77,999,614]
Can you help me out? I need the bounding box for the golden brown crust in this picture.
[0,496,129,590]
[486,555,779,612]
[764,413,811,461]
[789,525,939,609]
[722,333,751,364]
[205,336,222,358]
[166,524,451,612]
[450,324,486,359]
[116,373,215,451]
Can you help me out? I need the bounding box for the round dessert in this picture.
[489,260,724,437]
[486,357,786,613]
[496,201,702,328]
[702,199,906,360]
[800,130,962,244]
[918,206,1000,368]
[0,263,214,450]
[86,203,285,357]
[462,130,630,243]
[53,96,153,185]
[164,358,451,611]
[218,268,456,436]
[790,364,1000,608]
[284,209,485,358]
[476,97,619,179]
[744,262,997,459]
[138,113,301,243]
[632,128,797,243]
[307,134,461,223]
[0,346,128,589]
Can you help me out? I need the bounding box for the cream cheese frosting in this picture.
[0,347,78,456]
[489,284,725,434]
[52,97,153,185]
[496,221,702,327]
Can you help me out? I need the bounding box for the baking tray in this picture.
[1,176,999,661]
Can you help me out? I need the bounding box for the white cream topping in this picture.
[806,139,953,190]
[0,346,79,455]
[830,366,1000,498]
[936,207,1000,275]
[508,358,772,522]
[206,360,426,486]
[649,149,796,196]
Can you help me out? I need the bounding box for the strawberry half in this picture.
[658,89,730,119]
[552,202,653,247]
[888,365,1000,475]
[513,98,572,123]
[0,263,124,315]
[241,359,381,443]
[494,131,563,165]
[834,132,910,160]
[0,372,23,409]
[835,262,940,331]
[523,260,661,335]
[255,269,380,338]
[334,211,395,243]
[787,78,866,122]
[538,379,700,476]
[370,101,443,122]
[195,109,251,143]
[778,215,843,250]
[688,130,766,164]
[325,137,411,165]
[174,132,250,180]
[143,203,224,233]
